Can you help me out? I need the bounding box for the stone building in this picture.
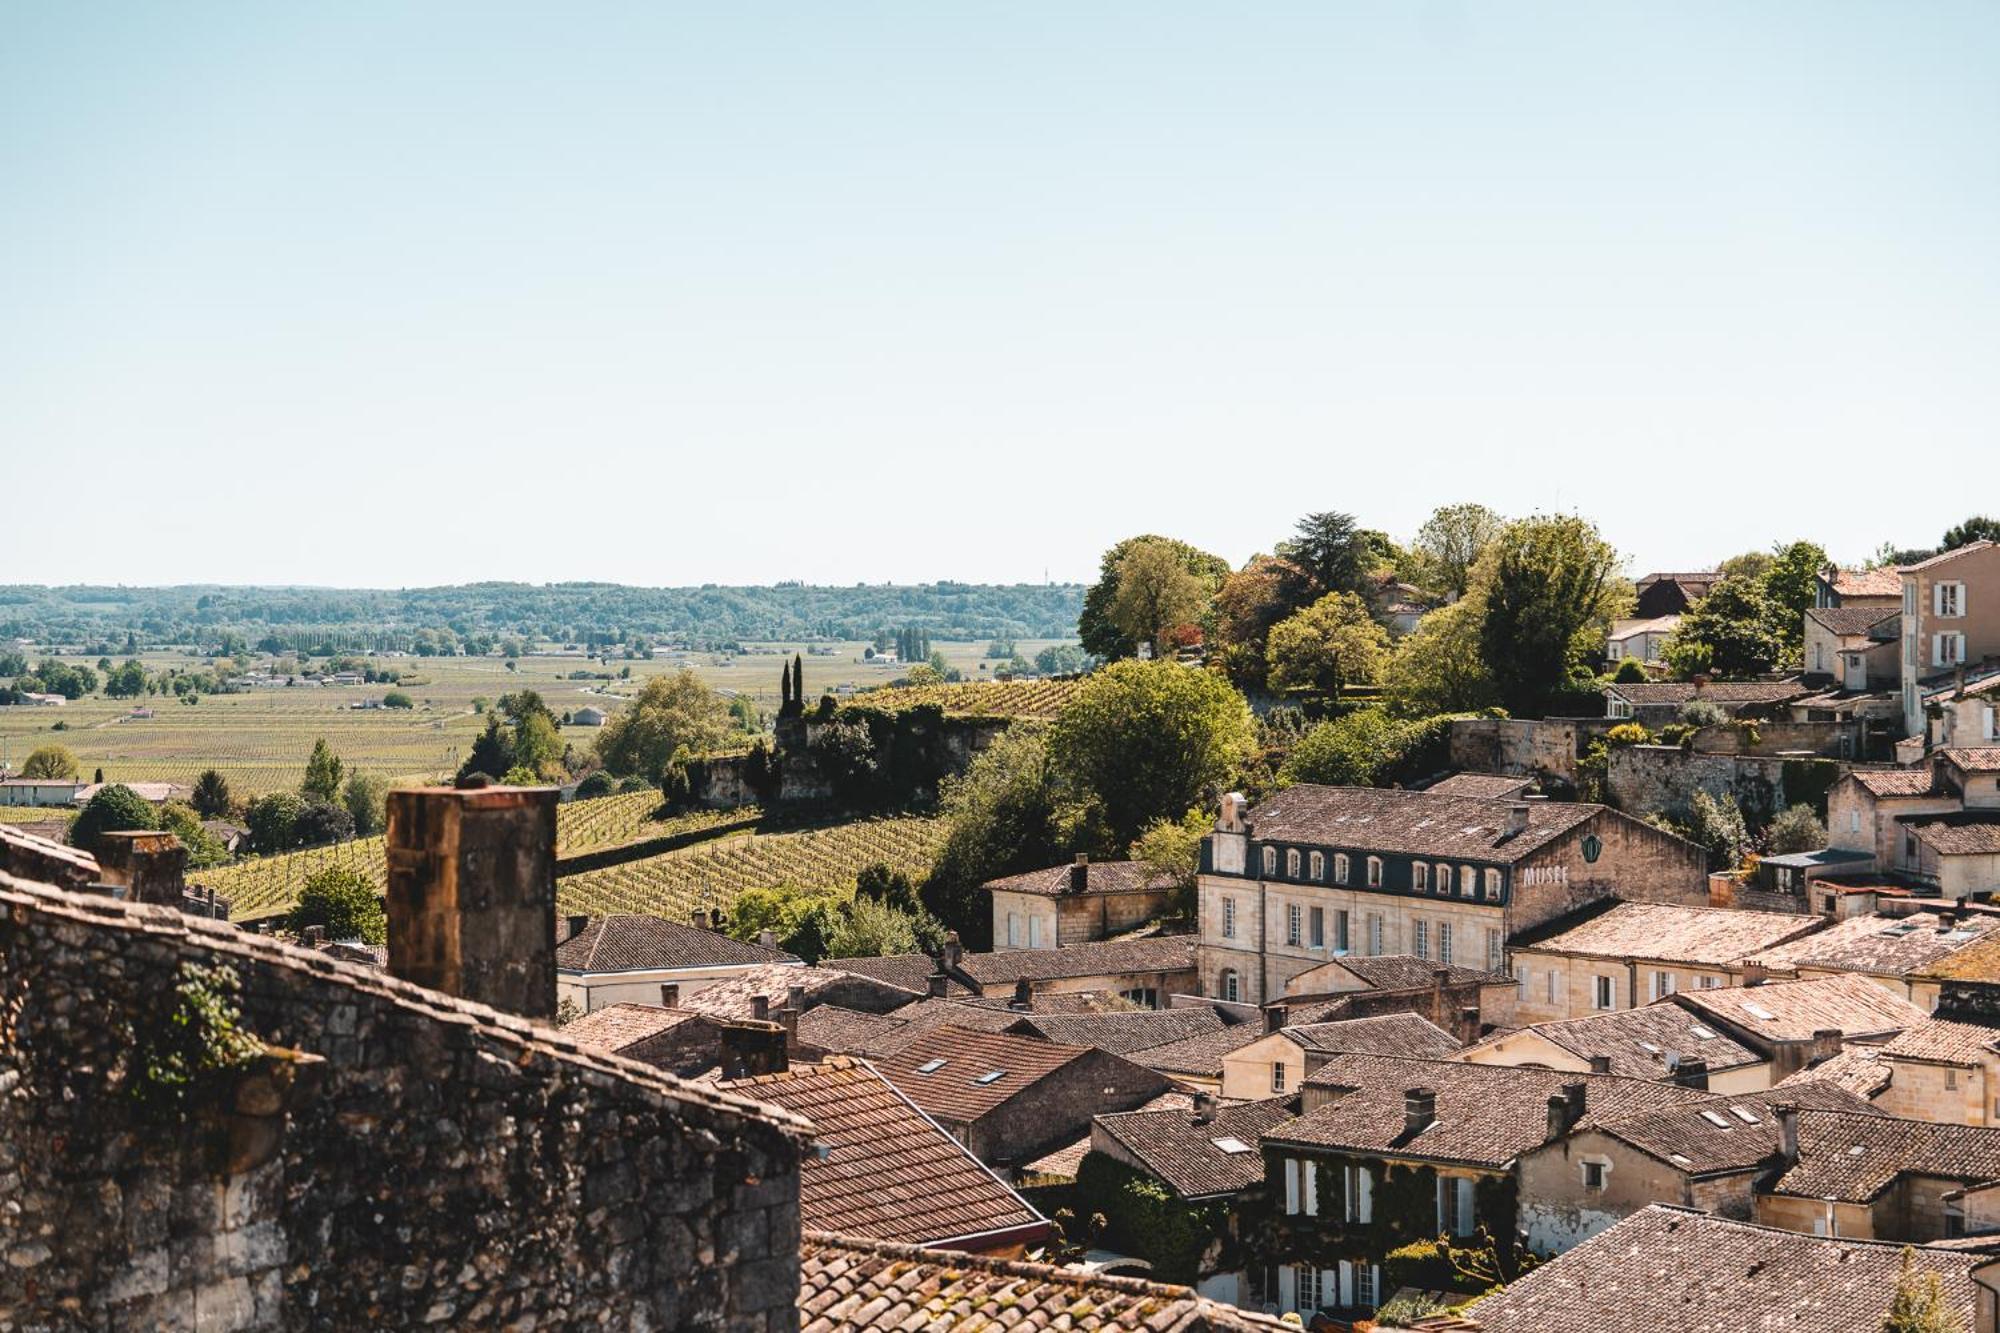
[1457,1003,1769,1093]
[1219,1012,1461,1101]
[1898,540,2000,737]
[833,934,1199,1010]
[985,855,1177,950]
[555,912,802,1012]
[1197,786,1708,1007]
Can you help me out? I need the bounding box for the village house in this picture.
[1742,907,2000,1011]
[1757,1108,2000,1241]
[833,934,1199,1010]
[1198,786,1707,1008]
[796,994,1031,1059]
[1464,1205,1981,1333]
[1633,571,1723,619]
[0,777,85,807]
[1604,615,1679,667]
[1129,1022,1273,1095]
[560,1002,741,1078]
[1219,1012,1461,1101]
[1803,606,1902,691]
[985,854,1177,950]
[869,1026,1170,1170]
[673,960,924,1022]
[1602,678,1811,726]
[554,913,803,1012]
[571,704,610,726]
[1900,540,2000,739]
[1003,1006,1227,1057]
[1456,1003,1768,1092]
[1869,979,2000,1129]
[1667,974,1930,1080]
[1817,563,1907,611]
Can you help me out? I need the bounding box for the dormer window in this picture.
[1262,846,1277,876]
[1484,869,1502,901]
[1366,856,1383,888]
[1286,849,1301,878]
[1309,851,1325,881]
[1334,853,1350,884]
[1412,863,1429,893]
[1460,865,1477,899]
[1435,864,1452,895]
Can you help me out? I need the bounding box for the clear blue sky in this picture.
[5,3,1997,588]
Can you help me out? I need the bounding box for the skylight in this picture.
[974,1070,1006,1085]
[1699,1110,1732,1127]
[1639,1041,1663,1054]
[1743,1003,1778,1021]
[1211,1137,1252,1154]
[916,1058,947,1074]
[1849,1145,1867,1156]
[1689,1025,1718,1040]
[1729,1107,1761,1124]
[1670,1153,1694,1168]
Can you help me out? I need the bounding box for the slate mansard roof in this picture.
[1238,784,1609,865]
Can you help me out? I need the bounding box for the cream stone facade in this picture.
[1507,953,1738,1026]
[1455,1026,1769,1094]
[1900,541,2000,736]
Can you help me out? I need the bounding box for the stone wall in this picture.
[1446,718,1617,786]
[0,873,807,1332]
[1606,746,1847,828]
[1688,720,1861,758]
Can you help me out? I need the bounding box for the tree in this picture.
[922,728,1068,949]
[1107,539,1212,658]
[1477,515,1623,717]
[244,792,304,854]
[513,710,564,779]
[1048,660,1255,850]
[191,769,232,819]
[1409,503,1503,600]
[1129,807,1210,919]
[342,772,390,837]
[301,738,345,803]
[574,771,617,800]
[1767,804,1829,855]
[1264,592,1392,696]
[594,670,732,785]
[1279,710,1413,788]
[68,785,159,857]
[102,659,149,698]
[20,745,79,780]
[1672,790,1750,872]
[1940,516,2000,553]
[1881,1247,1967,1333]
[1761,540,1830,657]
[382,690,414,709]
[291,865,387,945]
[1663,577,1781,679]
[1279,511,1374,602]
[158,801,230,868]
[1210,555,1314,688]
[822,895,925,959]
[1078,536,1230,661]
[459,714,515,784]
[1717,550,1775,583]
[1385,598,1497,716]
[294,798,355,847]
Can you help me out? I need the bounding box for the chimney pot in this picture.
[301,924,326,948]
[1811,1028,1843,1063]
[659,982,680,1008]
[1675,1056,1710,1091]
[757,928,777,950]
[944,931,963,969]
[1070,854,1089,893]
[691,910,707,930]
[1405,1087,1437,1136]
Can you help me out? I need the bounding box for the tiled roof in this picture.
[1243,785,1604,865]
[831,936,1198,996]
[1844,767,1941,797]
[1775,1045,1894,1100]
[1282,1013,1462,1059]
[795,1005,912,1055]
[1276,1054,1716,1168]
[1671,974,1928,1046]
[1297,953,1513,995]
[1882,1016,2000,1066]
[1130,1022,1270,1078]
[1602,681,1809,706]
[1940,748,2000,773]
[1465,1205,1978,1333]
[1424,773,1537,800]
[798,1232,1290,1332]
[1636,571,1723,589]
[1806,606,1900,637]
[1916,932,2000,983]
[721,1057,1044,1248]
[1021,1091,1194,1180]
[560,1003,706,1057]
[981,860,1175,898]
[1907,816,2000,856]
[1465,1005,1760,1080]
[677,964,922,1021]
[871,1027,1093,1125]
[554,915,799,974]
[1590,1083,1880,1176]
[1746,911,1998,980]
[1513,902,1821,967]
[1830,566,1906,599]
[1900,540,1996,573]
[1093,1098,1297,1200]
[1771,1110,2000,1203]
[1008,1007,1224,1056]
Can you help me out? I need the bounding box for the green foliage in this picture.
[1762,541,1829,656]
[1781,758,1841,820]
[1882,1247,1968,1333]
[1679,699,1729,727]
[1663,577,1780,679]
[382,690,414,709]
[1079,535,1230,661]
[1265,591,1391,696]
[574,770,617,800]
[1387,598,1498,716]
[922,728,1067,950]
[1940,516,2000,554]
[0,651,26,676]
[724,883,847,963]
[1034,643,1090,676]
[1663,789,1750,871]
[342,771,389,837]
[127,962,265,1122]
[1408,502,1504,600]
[69,784,159,856]
[1281,710,1410,787]
[29,658,98,699]
[1478,515,1623,717]
[809,718,880,798]
[822,894,925,959]
[244,792,304,854]
[1072,1152,1219,1284]
[291,865,387,944]
[1279,511,1379,603]
[102,658,149,698]
[1611,657,1649,683]
[1128,807,1210,917]
[1384,1239,1459,1293]
[1049,660,1255,850]
[1108,538,1214,658]
[460,714,515,784]
[191,769,232,819]
[1375,1292,1453,1324]
[301,738,345,802]
[1605,722,1654,747]
[159,802,230,869]
[20,744,79,780]
[293,797,355,847]
[1767,803,1828,854]
[594,670,733,784]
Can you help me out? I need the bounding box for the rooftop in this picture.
[1007,1007,1224,1056]
[1288,954,1513,997]
[1020,1090,1195,1180]
[1828,566,1906,599]
[830,936,1197,996]
[1906,815,2000,856]
[1774,1045,1894,1100]
[1805,606,1900,638]
[1128,1022,1271,1079]
[1844,767,1943,798]
[980,859,1175,898]
[1587,1083,1881,1177]
[1279,1012,1463,1059]
[1466,1005,1761,1080]
[871,1027,1095,1125]
[1511,901,1821,967]
[1602,681,1809,706]
[721,1057,1044,1249]
[554,914,800,974]
[1466,1205,1978,1333]
[1671,974,1929,1046]
[1900,540,1996,573]
[1242,785,1608,865]
[1745,910,1998,980]
[794,1004,914,1056]
[1881,1016,2000,1067]
[1772,1110,2000,1203]
[1093,1098,1298,1201]
[1424,773,1538,801]
[1939,748,2000,774]
[676,963,922,1021]
[560,1002,707,1057]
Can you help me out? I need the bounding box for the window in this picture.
[1222,897,1237,939]
[1546,970,1558,1004]
[1460,865,1477,899]
[1262,846,1277,876]
[1295,1265,1320,1313]
[1366,856,1383,888]
[1355,1265,1377,1308]
[1212,1136,1252,1154]
[1438,1176,1474,1237]
[1027,915,1044,948]
[1286,849,1301,878]
[1435,864,1452,895]
[1272,1061,1287,1094]
[1121,987,1160,1008]
[916,1058,948,1073]
[1310,906,1325,949]
[1651,971,1677,1000]
[1594,975,1615,1010]
[1006,914,1020,947]
[974,1070,1006,1085]
[1412,862,1429,893]
[1582,1161,1606,1192]
[1514,963,1528,996]
[1487,929,1502,972]
[1608,696,1633,719]
[1303,1159,1319,1216]
[1947,1069,1960,1090]
[1437,920,1453,965]
[1221,969,1240,1003]
[1906,581,1919,615]
[1850,809,1861,834]
[1287,903,1302,947]
[1284,1158,1300,1214]
[1367,913,1383,956]
[1483,868,1502,901]
[1414,920,1430,960]
[1334,853,1350,884]
[1697,974,1721,990]
[1937,581,1965,618]
[1936,633,1967,667]
[1345,1164,1374,1223]
[1309,851,1325,881]
[1335,909,1350,953]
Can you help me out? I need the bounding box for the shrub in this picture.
[1766,803,1828,855]
[291,865,386,945]
[159,802,230,869]
[191,769,232,819]
[293,797,355,847]
[382,690,414,709]
[69,785,159,857]
[20,744,79,780]
[574,771,617,800]
[1605,722,1654,747]
[1611,657,1649,683]
[1279,710,1411,787]
[342,772,389,837]
[1678,699,1729,728]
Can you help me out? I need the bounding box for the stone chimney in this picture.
[1405,1088,1437,1136]
[301,924,326,948]
[385,785,560,1019]
[565,914,589,943]
[1009,978,1033,1011]
[1265,1005,1287,1034]
[1546,1081,1588,1141]
[1674,1057,1709,1091]
[1588,1055,1611,1074]
[1774,1102,1800,1165]
[1070,853,1089,894]
[757,928,777,950]
[691,909,708,930]
[1811,1028,1843,1065]
[943,931,964,970]
[1459,1007,1481,1041]
[1769,1037,1812,1081]
[788,984,807,1013]
[927,972,949,999]
[95,830,188,906]
[659,982,680,1008]
[1191,1090,1216,1125]
[1505,804,1530,837]
[751,994,770,1022]
[720,1019,787,1078]
[1431,967,1450,1026]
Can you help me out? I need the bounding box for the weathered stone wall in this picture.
[0,874,806,1332]
[1606,747,1847,827]
[1447,719,1614,786]
[962,1049,1168,1168]
[1688,720,1861,758]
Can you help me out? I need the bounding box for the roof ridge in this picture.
[801,1228,1210,1301]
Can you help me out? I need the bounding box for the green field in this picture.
[0,640,1074,798]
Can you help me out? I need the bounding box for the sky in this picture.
[4,3,1998,589]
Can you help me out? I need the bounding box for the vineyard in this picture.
[554,814,948,922]
[197,791,736,919]
[843,678,1083,721]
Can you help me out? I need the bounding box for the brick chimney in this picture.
[690,909,708,930]
[788,984,807,1014]
[1674,1056,1709,1091]
[95,830,187,906]
[720,1018,787,1078]
[1405,1088,1437,1136]
[943,931,964,970]
[1505,804,1530,837]
[1431,967,1450,1026]
[1774,1102,1800,1165]
[659,982,680,1008]
[385,785,560,1019]
[1070,853,1089,894]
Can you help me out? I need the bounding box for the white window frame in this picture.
[1483,868,1502,901]
[1221,968,1240,1003]
[1287,902,1302,947]
[1594,974,1615,1010]
[1262,846,1277,876]
[1487,928,1503,972]
[1937,581,1965,618]
[1459,864,1477,900]
[1435,864,1452,895]
[1936,632,1967,667]
[1027,915,1044,948]
[1413,919,1430,960]
[1366,856,1383,888]
[1286,848,1301,878]
[1006,913,1019,947]
[1309,905,1325,949]
[1335,909,1350,953]
[1272,1060,1288,1094]
[1334,853,1350,884]
[1437,920,1453,965]
[1547,969,1558,1004]
[1309,851,1325,881]
[1222,897,1236,939]
[1284,1157,1300,1214]
[1651,970,1676,1000]
[1412,862,1429,893]
[1367,913,1383,956]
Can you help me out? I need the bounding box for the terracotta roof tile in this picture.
[1845,767,1942,797]
[1009,1007,1224,1056]
[554,914,799,973]
[1671,974,1929,1047]
[1297,954,1512,994]
[1244,785,1601,864]
[1514,902,1822,967]
[1940,748,2000,773]
[1591,1083,1881,1176]
[1908,816,2000,855]
[1830,567,1906,599]
[1748,911,1999,979]
[1424,773,1537,800]
[1131,1022,1271,1078]
[1093,1097,1297,1200]
[1806,607,1900,637]
[678,964,922,1021]
[1282,1013,1462,1059]
[981,860,1175,898]
[1900,541,1996,573]
[1775,1045,1894,1099]
[1603,681,1809,706]
[831,936,1197,995]
[1464,1005,1761,1079]
[1883,1016,2000,1066]
[1771,1110,2000,1203]
[1022,1091,1195,1180]
[795,1005,912,1056]
[560,1002,705,1057]
[872,1027,1095,1126]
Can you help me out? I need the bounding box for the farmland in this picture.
[841,677,1084,720]
[0,639,1076,798]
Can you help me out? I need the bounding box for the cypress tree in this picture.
[793,654,804,701]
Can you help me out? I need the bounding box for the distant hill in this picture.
[0,582,1086,650]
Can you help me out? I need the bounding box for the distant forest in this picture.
[0,583,1086,653]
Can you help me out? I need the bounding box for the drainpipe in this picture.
[1258,876,1269,1006]
[1627,959,1640,1009]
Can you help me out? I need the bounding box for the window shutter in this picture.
[1284,1158,1299,1215]
[1457,1178,1476,1235]
[1357,1165,1374,1222]
[1303,1160,1319,1216]
[1278,1264,1296,1312]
